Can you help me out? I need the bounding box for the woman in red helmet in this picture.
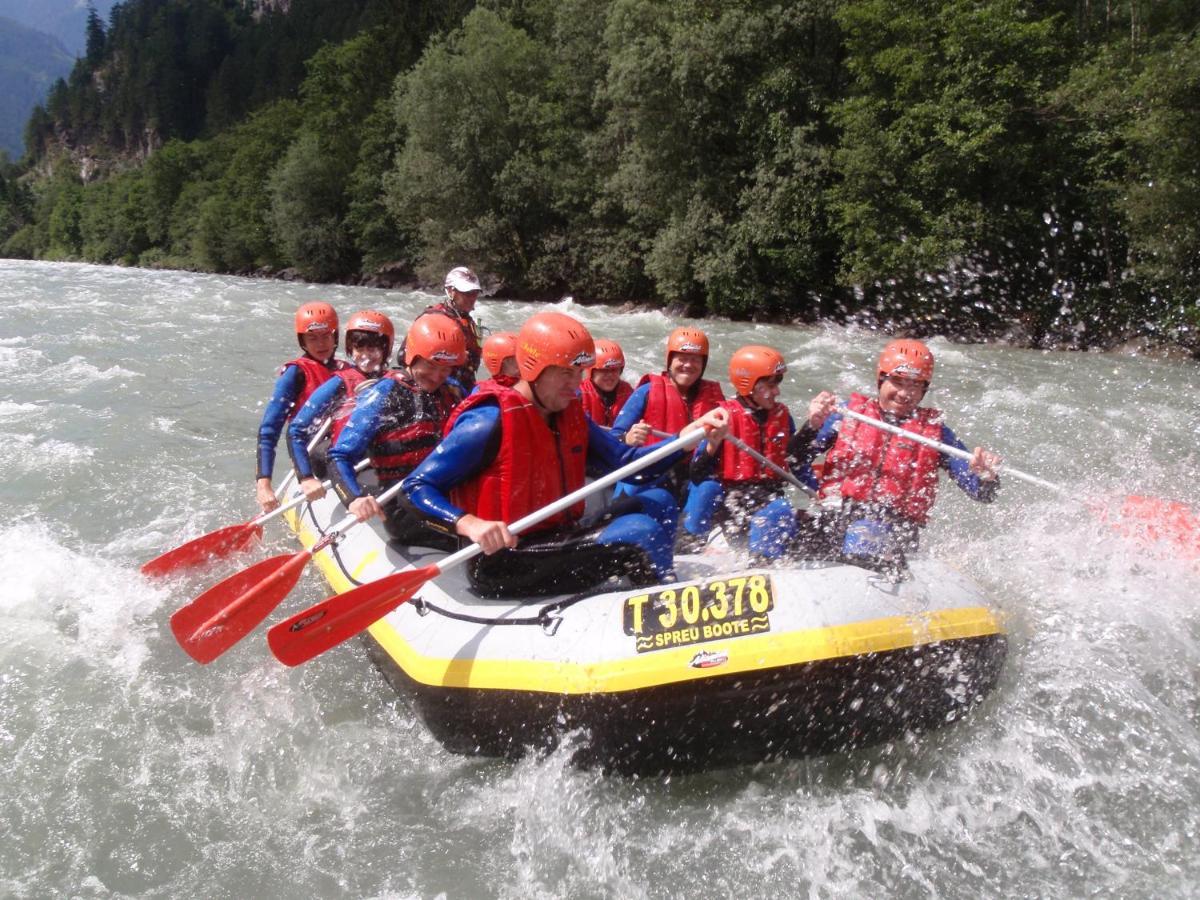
[796,339,1002,567]
[681,345,806,558]
[610,326,725,496]
[286,310,395,501]
[255,302,350,513]
[327,314,467,549]
[578,339,633,428]
[478,331,519,389]
[401,311,728,596]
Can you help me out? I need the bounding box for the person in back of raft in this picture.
[399,266,485,395]
[401,311,729,597]
[681,345,806,559]
[255,301,350,513]
[609,326,725,497]
[578,339,633,428]
[795,339,1002,569]
[286,309,395,502]
[328,314,466,550]
[477,331,519,389]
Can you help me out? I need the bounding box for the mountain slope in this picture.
[0,0,117,55]
[0,15,73,158]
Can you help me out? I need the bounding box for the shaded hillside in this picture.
[0,16,72,158]
[0,0,118,55]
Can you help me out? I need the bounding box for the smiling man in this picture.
[796,339,1002,567]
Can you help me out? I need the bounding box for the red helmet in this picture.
[666,327,709,363]
[294,302,338,349]
[516,311,595,383]
[344,309,395,359]
[589,339,625,374]
[728,345,787,397]
[482,331,518,376]
[877,339,934,384]
[405,314,468,367]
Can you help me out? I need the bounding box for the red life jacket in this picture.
[370,370,458,482]
[718,399,792,483]
[444,382,589,533]
[636,373,724,444]
[478,373,519,390]
[819,392,944,525]
[282,355,351,419]
[327,367,374,444]
[579,378,633,428]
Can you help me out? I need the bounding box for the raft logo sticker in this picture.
[689,649,728,669]
[623,575,774,653]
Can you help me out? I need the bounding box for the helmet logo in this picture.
[354,321,382,332]
[304,322,331,333]
[429,349,460,362]
[890,363,925,377]
[677,341,703,353]
[599,358,622,369]
[571,351,596,367]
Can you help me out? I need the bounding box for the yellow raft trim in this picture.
[365,604,1002,694]
[288,509,1005,695]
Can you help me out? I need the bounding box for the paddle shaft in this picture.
[837,407,1070,498]
[428,428,707,579]
[651,427,812,495]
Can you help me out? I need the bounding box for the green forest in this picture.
[0,0,1197,351]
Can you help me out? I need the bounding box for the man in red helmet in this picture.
[328,314,467,549]
[286,309,395,501]
[402,311,728,596]
[255,302,350,513]
[795,339,1002,567]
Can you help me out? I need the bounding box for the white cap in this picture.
[444,266,482,293]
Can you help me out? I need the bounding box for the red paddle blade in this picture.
[267,564,440,667]
[169,550,312,664]
[1111,495,1200,558]
[141,521,263,577]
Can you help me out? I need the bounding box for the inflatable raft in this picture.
[284,487,1007,774]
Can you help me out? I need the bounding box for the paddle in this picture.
[141,457,369,577]
[649,427,813,495]
[169,477,406,664]
[267,428,709,667]
[837,406,1200,553]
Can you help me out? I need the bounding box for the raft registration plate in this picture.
[623,574,774,653]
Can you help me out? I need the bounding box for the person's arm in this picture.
[939,424,1000,502]
[610,383,650,442]
[401,404,501,528]
[287,377,344,480]
[255,364,305,511]
[587,409,728,478]
[329,378,393,502]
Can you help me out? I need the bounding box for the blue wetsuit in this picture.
[682,404,806,559]
[403,402,688,593]
[286,373,362,480]
[608,382,699,497]
[256,356,344,480]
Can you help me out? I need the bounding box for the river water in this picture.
[1,259,1198,898]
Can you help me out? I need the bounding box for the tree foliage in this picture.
[0,0,1197,350]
